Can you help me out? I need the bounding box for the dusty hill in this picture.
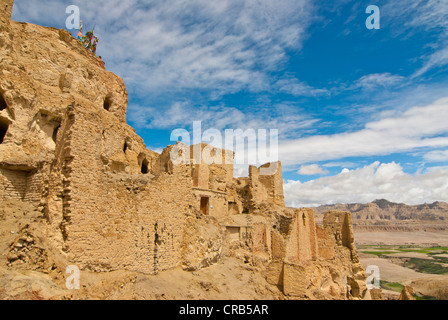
[313,199,448,232]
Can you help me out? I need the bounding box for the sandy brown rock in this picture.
[399,285,415,300]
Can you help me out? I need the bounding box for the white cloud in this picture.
[354,73,406,91]
[12,0,316,98]
[383,0,448,36]
[298,164,328,175]
[274,76,329,97]
[424,149,448,162]
[128,100,318,135]
[284,161,448,207]
[383,0,448,78]
[278,96,448,165]
[413,47,448,79]
[322,162,357,169]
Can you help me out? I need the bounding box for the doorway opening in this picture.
[0,92,7,111]
[0,118,9,144]
[103,96,112,111]
[141,158,149,174]
[200,197,209,216]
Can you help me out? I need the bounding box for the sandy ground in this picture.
[355,231,448,246]
[0,199,286,300]
[356,230,448,299]
[0,256,285,300]
[103,257,284,300]
[359,255,442,283]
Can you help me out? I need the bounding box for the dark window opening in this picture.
[0,93,7,111]
[141,158,149,174]
[52,125,60,143]
[123,140,128,153]
[228,201,239,215]
[103,96,112,111]
[0,119,9,144]
[200,197,209,216]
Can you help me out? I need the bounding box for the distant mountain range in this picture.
[313,199,448,231]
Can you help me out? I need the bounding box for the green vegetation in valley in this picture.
[403,258,448,275]
[380,280,403,292]
[380,280,438,300]
[360,250,397,257]
[359,245,448,258]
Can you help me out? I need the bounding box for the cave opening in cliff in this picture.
[0,118,9,144]
[200,196,210,215]
[103,96,112,111]
[0,92,7,111]
[141,158,149,174]
[52,124,61,143]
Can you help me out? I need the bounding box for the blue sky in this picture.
[11,0,448,206]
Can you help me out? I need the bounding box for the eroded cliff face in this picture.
[0,1,367,300]
[315,199,448,232]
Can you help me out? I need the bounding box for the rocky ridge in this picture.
[314,199,448,232]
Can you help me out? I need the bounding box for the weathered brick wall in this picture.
[0,166,46,204]
[245,162,285,213]
[0,168,28,200]
[46,105,196,274]
[258,162,284,205]
[316,225,335,259]
[192,188,227,218]
[323,211,359,263]
[282,208,317,264]
[323,211,355,248]
[23,166,46,203]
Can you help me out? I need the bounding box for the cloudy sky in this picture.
[12,0,448,207]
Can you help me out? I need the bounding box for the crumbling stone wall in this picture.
[323,210,359,263]
[44,103,198,274]
[266,210,366,299]
[316,225,335,260]
[233,162,285,214]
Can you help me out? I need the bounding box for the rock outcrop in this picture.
[314,199,448,232]
[0,1,367,300]
[399,285,415,300]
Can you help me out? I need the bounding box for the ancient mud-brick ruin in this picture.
[0,0,367,299]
